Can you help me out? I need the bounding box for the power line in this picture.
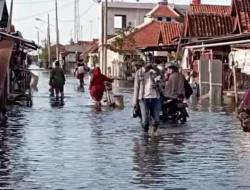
[15,0,58,5]
[15,0,75,21]
[74,0,80,41]
[57,2,95,23]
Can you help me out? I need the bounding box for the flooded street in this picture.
[1,69,250,189]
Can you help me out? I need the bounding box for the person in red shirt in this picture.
[89,67,113,106]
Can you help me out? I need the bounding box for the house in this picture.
[79,39,99,69]
[179,0,250,94]
[180,0,250,70]
[179,1,235,69]
[98,0,187,77]
[144,0,185,23]
[98,1,156,40]
[61,40,95,73]
[105,20,182,78]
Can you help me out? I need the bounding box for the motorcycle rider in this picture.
[165,62,186,100]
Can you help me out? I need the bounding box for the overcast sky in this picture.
[7,0,231,45]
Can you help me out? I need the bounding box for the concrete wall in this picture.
[209,59,223,101]
[98,2,155,41]
[65,44,89,53]
[198,60,209,96]
[99,48,124,76]
[198,59,223,101]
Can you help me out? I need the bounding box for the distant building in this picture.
[61,40,96,73]
[98,1,156,40]
[98,1,189,41]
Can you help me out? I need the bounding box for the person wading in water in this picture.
[74,63,88,88]
[89,67,113,106]
[50,61,66,101]
[133,62,161,134]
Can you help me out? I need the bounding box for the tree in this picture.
[168,51,182,61]
[40,45,57,62]
[106,26,138,55]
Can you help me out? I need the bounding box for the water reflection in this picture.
[188,98,236,114]
[0,71,249,189]
[0,108,27,189]
[49,98,65,108]
[0,125,11,188]
[132,136,166,188]
[132,131,188,188]
[31,87,38,92]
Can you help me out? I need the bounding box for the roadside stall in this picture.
[0,30,39,116]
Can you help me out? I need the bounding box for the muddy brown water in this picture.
[0,68,250,189]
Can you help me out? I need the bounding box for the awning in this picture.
[138,44,178,52]
[183,33,250,47]
[0,40,14,97]
[0,30,40,50]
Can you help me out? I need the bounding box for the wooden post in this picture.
[233,66,238,106]
[230,47,238,111]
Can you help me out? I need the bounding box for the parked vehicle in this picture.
[160,95,189,123]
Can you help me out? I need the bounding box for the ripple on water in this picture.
[0,72,250,189]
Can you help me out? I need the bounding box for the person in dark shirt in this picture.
[50,61,66,100]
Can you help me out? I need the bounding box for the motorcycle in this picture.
[160,95,189,123]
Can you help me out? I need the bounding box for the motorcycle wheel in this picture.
[179,113,187,123]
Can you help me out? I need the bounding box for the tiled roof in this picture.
[129,21,161,49]
[189,4,231,14]
[187,14,235,37]
[120,21,182,50]
[80,42,98,59]
[146,4,179,18]
[160,22,183,44]
[233,0,250,32]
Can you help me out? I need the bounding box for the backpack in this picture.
[184,80,193,99]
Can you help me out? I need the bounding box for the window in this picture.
[157,17,162,21]
[166,17,171,22]
[114,15,127,29]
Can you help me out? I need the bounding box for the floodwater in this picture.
[1,67,250,190]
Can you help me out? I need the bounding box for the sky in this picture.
[7,0,231,46]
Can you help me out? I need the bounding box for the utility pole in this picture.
[136,0,139,26]
[74,0,80,42]
[47,14,51,67]
[90,20,92,40]
[7,0,13,32]
[104,0,108,75]
[37,30,40,61]
[101,2,104,73]
[81,25,83,40]
[55,0,60,61]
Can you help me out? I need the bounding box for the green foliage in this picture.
[93,55,98,66]
[84,56,89,64]
[40,45,56,62]
[168,51,182,61]
[106,26,138,54]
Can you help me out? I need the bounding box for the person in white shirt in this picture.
[133,62,161,133]
[74,63,87,88]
